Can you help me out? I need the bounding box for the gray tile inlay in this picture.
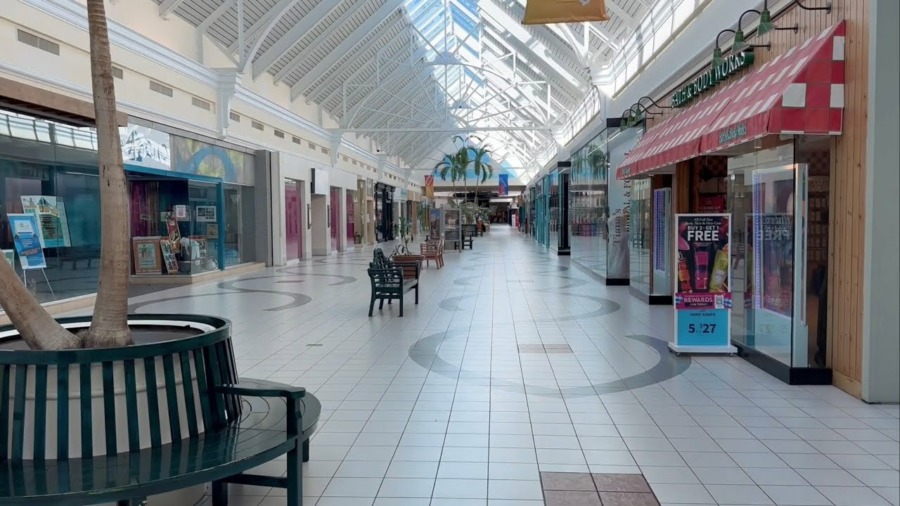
[62,225,899,505]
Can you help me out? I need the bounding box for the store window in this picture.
[0,109,101,303]
[728,138,827,369]
[570,139,608,277]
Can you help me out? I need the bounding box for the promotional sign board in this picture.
[21,196,72,248]
[7,214,47,270]
[498,174,509,196]
[671,213,737,354]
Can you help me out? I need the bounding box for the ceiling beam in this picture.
[159,0,189,18]
[605,0,639,30]
[290,0,406,100]
[272,0,375,84]
[235,0,301,72]
[251,0,344,79]
[342,126,551,133]
[307,18,409,103]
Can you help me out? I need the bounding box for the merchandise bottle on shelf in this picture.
[709,244,730,293]
[677,253,692,293]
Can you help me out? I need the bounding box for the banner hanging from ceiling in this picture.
[424,175,434,199]
[498,174,509,196]
[522,0,609,25]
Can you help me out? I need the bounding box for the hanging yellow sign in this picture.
[522,0,610,25]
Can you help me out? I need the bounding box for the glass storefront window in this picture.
[727,140,825,369]
[630,178,653,296]
[548,170,560,250]
[1,110,101,303]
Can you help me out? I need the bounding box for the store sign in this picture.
[718,122,749,146]
[671,50,755,108]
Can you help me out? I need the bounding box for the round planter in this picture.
[0,314,231,457]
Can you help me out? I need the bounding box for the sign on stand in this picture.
[671,213,737,355]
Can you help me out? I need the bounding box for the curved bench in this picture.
[0,315,321,506]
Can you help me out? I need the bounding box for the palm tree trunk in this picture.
[83,0,133,348]
[0,259,81,350]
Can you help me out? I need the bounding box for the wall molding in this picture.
[18,0,407,178]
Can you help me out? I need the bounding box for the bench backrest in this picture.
[0,315,241,461]
[420,241,439,255]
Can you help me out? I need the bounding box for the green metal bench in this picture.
[0,314,321,506]
[367,249,419,317]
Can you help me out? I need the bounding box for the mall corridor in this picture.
[112,226,899,506]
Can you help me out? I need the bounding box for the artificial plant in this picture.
[432,135,495,219]
[0,0,133,350]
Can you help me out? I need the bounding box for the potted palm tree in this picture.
[0,5,228,502]
[432,135,494,223]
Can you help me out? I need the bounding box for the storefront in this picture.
[616,14,854,384]
[569,123,641,284]
[374,182,394,242]
[0,108,103,303]
[122,122,259,277]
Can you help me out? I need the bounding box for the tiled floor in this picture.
[90,225,898,505]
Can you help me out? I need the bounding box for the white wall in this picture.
[1,0,418,186]
[862,0,900,403]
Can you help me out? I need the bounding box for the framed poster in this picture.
[159,240,179,274]
[671,213,736,355]
[132,237,162,275]
[195,205,217,223]
[20,196,72,248]
[206,223,219,239]
[7,214,47,270]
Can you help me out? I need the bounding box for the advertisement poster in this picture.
[498,174,509,196]
[756,213,793,317]
[671,213,735,354]
[195,205,217,223]
[120,123,171,170]
[7,214,47,270]
[21,196,72,248]
[132,237,162,275]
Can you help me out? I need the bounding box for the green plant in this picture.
[391,216,414,257]
[0,0,132,350]
[433,135,495,213]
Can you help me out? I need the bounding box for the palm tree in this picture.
[0,0,132,350]
[470,144,494,208]
[433,135,495,210]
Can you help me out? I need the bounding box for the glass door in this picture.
[729,153,808,367]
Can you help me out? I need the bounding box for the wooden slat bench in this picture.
[420,239,444,269]
[367,249,419,317]
[0,315,321,506]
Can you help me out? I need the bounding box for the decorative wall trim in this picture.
[20,0,406,177]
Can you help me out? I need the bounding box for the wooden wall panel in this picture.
[638,0,869,394]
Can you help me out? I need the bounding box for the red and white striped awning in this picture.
[702,21,846,152]
[617,21,846,180]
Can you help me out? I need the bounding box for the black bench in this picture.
[367,248,419,317]
[460,227,474,250]
[0,318,321,506]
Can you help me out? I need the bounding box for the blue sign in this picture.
[498,174,509,196]
[7,214,47,270]
[676,308,730,347]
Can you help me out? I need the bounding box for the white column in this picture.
[862,0,900,402]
